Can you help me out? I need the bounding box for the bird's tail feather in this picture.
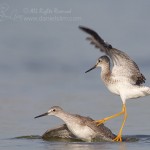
[140,86,150,96]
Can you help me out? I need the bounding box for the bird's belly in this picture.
[67,124,95,142]
[107,84,120,95]
[119,85,150,100]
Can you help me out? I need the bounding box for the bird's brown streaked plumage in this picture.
[79,26,146,85]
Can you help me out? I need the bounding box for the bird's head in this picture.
[85,55,110,73]
[34,106,63,119]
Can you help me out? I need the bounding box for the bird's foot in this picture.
[113,134,122,142]
[94,119,106,126]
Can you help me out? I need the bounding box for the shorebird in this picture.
[79,26,150,142]
[35,106,115,142]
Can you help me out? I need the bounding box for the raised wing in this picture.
[79,26,146,85]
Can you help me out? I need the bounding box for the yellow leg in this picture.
[95,104,126,126]
[94,104,127,142]
[113,104,127,142]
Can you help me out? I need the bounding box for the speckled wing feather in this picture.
[79,26,146,85]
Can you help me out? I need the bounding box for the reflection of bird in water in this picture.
[35,106,115,142]
[79,26,150,142]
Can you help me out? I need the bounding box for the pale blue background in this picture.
[0,0,150,150]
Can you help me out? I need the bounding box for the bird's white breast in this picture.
[105,82,120,95]
[67,123,96,142]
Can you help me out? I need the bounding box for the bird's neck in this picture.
[101,64,111,81]
[55,111,78,125]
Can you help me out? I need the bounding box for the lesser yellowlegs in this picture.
[79,26,150,142]
[35,106,115,142]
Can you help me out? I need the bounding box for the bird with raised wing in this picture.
[79,26,150,142]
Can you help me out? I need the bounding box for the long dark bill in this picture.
[34,112,49,119]
[85,65,97,73]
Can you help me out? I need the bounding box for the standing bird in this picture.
[79,26,150,142]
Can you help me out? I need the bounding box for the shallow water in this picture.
[0,0,150,150]
[2,135,150,150]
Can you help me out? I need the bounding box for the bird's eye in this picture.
[52,109,56,112]
[98,59,101,62]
